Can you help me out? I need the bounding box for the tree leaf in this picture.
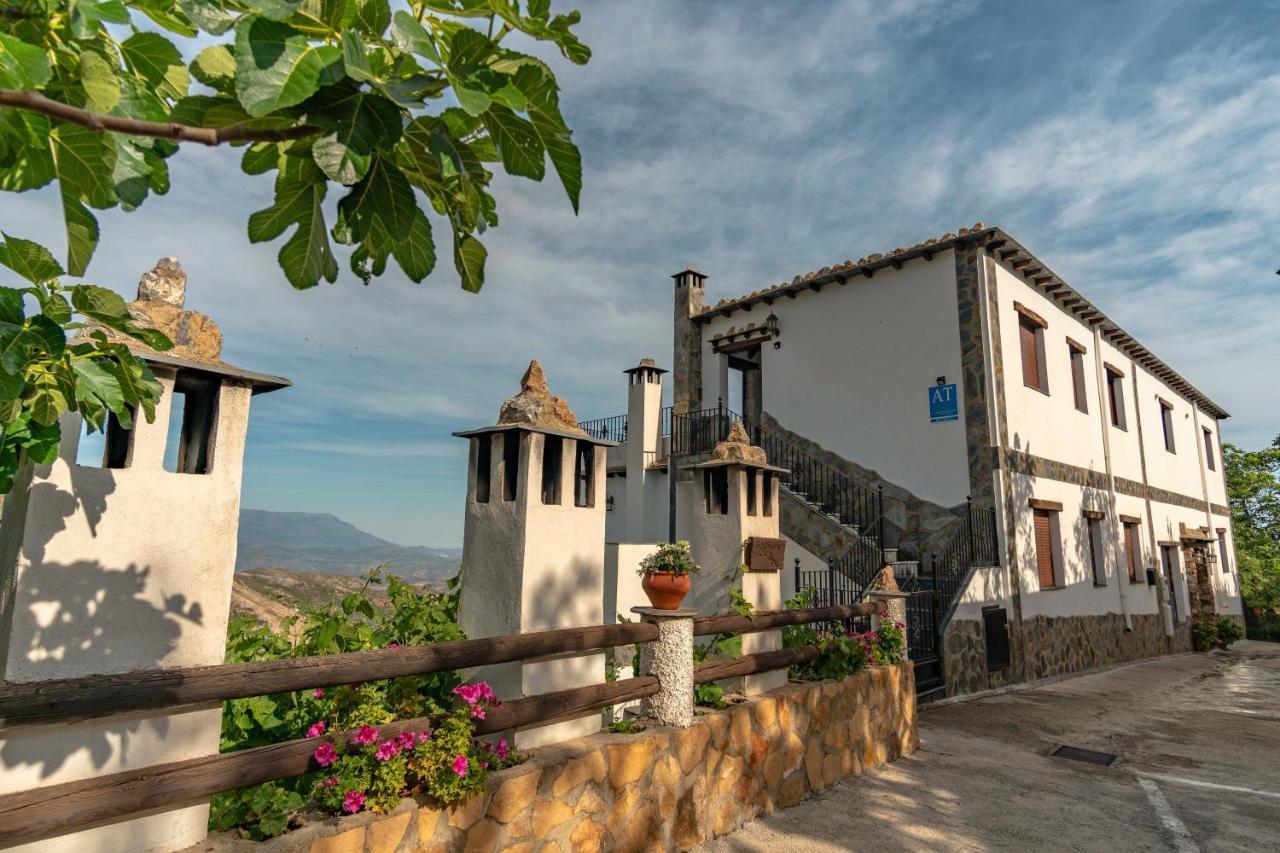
[27,371,70,426]
[72,358,125,414]
[51,124,118,209]
[61,191,100,277]
[26,315,66,358]
[121,32,190,102]
[0,322,30,374]
[480,104,544,180]
[334,154,416,247]
[309,88,403,185]
[0,111,56,193]
[190,45,238,93]
[0,288,23,326]
[340,28,376,83]
[389,11,440,66]
[452,229,486,293]
[178,0,238,35]
[529,105,580,213]
[0,234,65,284]
[80,51,121,113]
[242,0,302,21]
[22,419,63,464]
[392,208,435,282]
[248,156,338,288]
[0,32,52,89]
[354,0,391,36]
[70,284,129,320]
[234,16,343,118]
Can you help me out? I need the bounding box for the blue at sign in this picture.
[929,383,959,423]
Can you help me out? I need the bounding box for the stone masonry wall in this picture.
[943,612,1192,697]
[197,664,916,853]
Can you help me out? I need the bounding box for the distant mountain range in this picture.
[236,509,461,587]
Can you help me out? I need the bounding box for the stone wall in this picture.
[943,612,1192,697]
[196,664,917,853]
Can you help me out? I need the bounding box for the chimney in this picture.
[672,267,706,415]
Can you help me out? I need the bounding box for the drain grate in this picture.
[1051,744,1117,766]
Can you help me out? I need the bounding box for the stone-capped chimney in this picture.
[97,257,223,363]
[137,257,186,307]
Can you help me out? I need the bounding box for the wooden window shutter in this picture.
[1124,523,1139,581]
[1070,348,1088,412]
[1019,317,1041,390]
[1033,508,1056,588]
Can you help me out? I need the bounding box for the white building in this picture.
[587,224,1242,698]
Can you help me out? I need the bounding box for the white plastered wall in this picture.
[697,250,970,507]
[0,370,252,853]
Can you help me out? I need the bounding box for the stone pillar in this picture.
[672,268,706,416]
[624,359,667,542]
[456,361,614,749]
[633,606,695,728]
[0,259,288,853]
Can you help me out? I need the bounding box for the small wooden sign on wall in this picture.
[745,536,786,572]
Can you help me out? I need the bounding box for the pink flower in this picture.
[342,790,365,814]
[453,684,481,705]
[396,731,417,751]
[417,730,433,744]
[375,739,400,761]
[451,754,469,777]
[474,682,497,702]
[306,720,327,738]
[470,705,487,720]
[319,776,338,789]
[313,742,338,767]
[387,642,402,649]
[354,725,378,745]
[313,689,325,699]
[495,739,510,760]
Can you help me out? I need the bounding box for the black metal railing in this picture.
[577,414,628,443]
[926,501,1000,627]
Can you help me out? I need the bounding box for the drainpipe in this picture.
[1092,327,1132,631]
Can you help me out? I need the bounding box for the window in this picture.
[1159,400,1176,453]
[1106,367,1127,430]
[1032,508,1060,589]
[77,409,135,469]
[1068,341,1088,413]
[474,436,491,503]
[540,435,563,505]
[746,470,758,516]
[573,441,594,508]
[1122,519,1141,582]
[703,468,728,515]
[1217,529,1230,575]
[1018,312,1047,393]
[163,374,218,475]
[1203,429,1215,471]
[1086,515,1106,585]
[501,431,520,501]
[763,472,775,517]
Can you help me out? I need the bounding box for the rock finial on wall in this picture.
[497,360,584,434]
[868,566,900,592]
[137,257,187,306]
[711,419,767,465]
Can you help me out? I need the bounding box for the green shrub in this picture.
[1245,610,1280,642]
[1216,616,1243,647]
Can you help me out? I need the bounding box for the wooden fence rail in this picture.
[0,599,880,845]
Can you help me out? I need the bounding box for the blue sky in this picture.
[4,0,1278,546]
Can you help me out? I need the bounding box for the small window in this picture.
[703,468,728,515]
[573,441,594,508]
[502,431,520,501]
[1068,344,1088,413]
[1032,508,1060,589]
[77,408,135,469]
[1018,314,1047,393]
[1217,530,1230,575]
[1123,521,1141,582]
[746,470,758,516]
[763,472,774,517]
[1087,516,1106,585]
[475,436,492,503]
[1203,429,1215,471]
[163,374,218,475]
[1160,400,1176,453]
[1106,368,1127,430]
[541,435,563,505]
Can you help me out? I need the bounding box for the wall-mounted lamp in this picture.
[765,313,780,349]
[606,493,615,512]
[936,376,946,386]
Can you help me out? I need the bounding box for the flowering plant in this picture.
[637,540,702,577]
[308,680,518,816]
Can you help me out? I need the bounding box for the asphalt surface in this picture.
[698,641,1280,852]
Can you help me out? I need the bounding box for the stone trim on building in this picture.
[997,448,1229,516]
[195,665,918,853]
[1011,301,1047,329]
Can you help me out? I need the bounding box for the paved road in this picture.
[699,641,1280,852]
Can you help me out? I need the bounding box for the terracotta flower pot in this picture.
[641,571,692,610]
